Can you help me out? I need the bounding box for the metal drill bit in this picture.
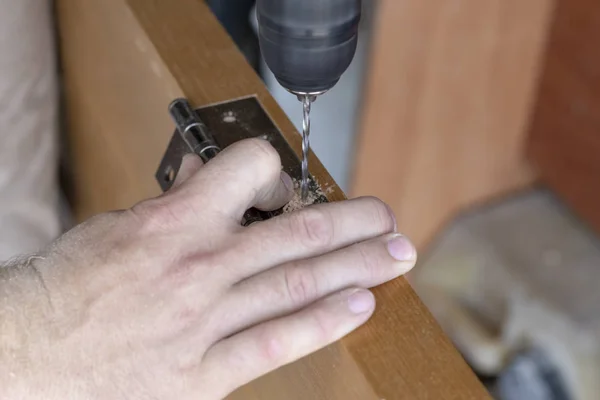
[301,95,313,202]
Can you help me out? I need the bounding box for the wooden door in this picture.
[527,0,600,235]
[351,0,554,249]
[55,0,489,398]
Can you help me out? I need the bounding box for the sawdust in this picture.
[313,177,336,196]
[283,177,325,213]
[283,191,315,213]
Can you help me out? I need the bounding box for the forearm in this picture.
[0,256,56,398]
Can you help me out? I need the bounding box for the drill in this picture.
[256,0,362,201]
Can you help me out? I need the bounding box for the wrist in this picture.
[0,255,59,397]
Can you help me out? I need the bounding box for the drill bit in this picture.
[300,95,313,202]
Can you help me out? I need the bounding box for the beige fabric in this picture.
[0,0,61,261]
[413,191,600,400]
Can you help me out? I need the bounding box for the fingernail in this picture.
[387,234,416,261]
[347,290,375,314]
[281,172,294,192]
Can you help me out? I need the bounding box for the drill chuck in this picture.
[257,0,362,94]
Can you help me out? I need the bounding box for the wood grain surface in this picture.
[527,0,600,235]
[351,0,555,249]
[56,0,489,398]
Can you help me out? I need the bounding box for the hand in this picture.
[0,138,417,399]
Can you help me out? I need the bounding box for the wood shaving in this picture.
[283,178,324,213]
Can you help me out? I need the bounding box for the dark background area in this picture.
[206,0,260,73]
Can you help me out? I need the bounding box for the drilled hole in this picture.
[223,111,237,123]
[165,166,175,182]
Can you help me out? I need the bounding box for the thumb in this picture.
[171,154,204,189]
[253,171,295,211]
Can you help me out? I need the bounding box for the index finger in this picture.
[221,196,397,282]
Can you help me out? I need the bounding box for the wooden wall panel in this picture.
[527,0,600,234]
[352,0,555,249]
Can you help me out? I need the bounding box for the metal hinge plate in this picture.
[156,96,328,221]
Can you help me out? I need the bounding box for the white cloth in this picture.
[0,0,61,261]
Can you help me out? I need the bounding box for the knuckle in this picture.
[129,197,191,233]
[290,208,335,248]
[243,138,282,176]
[257,326,285,364]
[360,196,395,233]
[356,242,386,282]
[161,251,225,298]
[164,254,202,285]
[283,265,318,306]
[129,200,168,232]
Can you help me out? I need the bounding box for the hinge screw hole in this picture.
[165,166,175,182]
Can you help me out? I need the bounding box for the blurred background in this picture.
[2,0,599,399]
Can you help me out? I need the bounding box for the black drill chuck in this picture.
[257,0,362,94]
